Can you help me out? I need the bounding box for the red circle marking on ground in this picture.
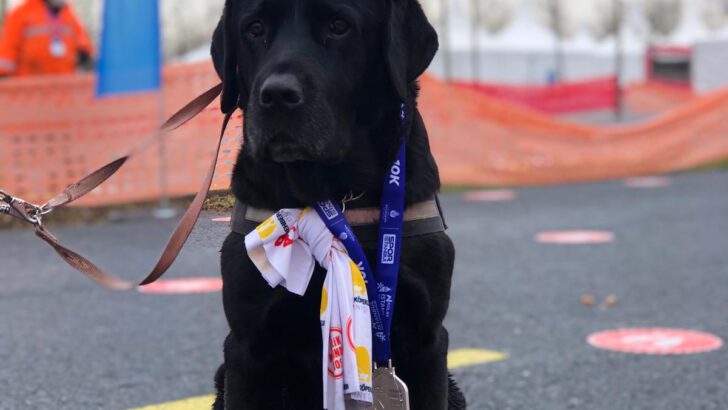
[138,278,223,294]
[624,176,671,189]
[536,231,615,245]
[588,328,723,355]
[464,190,517,202]
[212,216,231,223]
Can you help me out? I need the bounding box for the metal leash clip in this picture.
[0,189,52,227]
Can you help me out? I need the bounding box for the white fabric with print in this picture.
[245,208,373,409]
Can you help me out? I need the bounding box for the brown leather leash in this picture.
[1,83,228,291]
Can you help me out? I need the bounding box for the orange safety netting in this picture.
[1,62,727,206]
[419,75,728,186]
[0,63,236,206]
[624,81,697,115]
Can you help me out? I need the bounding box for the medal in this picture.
[371,364,410,410]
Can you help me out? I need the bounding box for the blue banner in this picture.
[96,0,161,96]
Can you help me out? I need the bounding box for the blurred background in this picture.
[2,1,728,409]
[2,0,728,205]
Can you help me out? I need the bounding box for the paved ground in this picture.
[1,170,727,410]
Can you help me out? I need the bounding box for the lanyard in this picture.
[315,104,407,365]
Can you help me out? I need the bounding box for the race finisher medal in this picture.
[372,363,410,410]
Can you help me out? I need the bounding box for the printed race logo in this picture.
[377,282,391,293]
[275,213,290,233]
[350,261,368,306]
[328,328,345,379]
[381,234,396,265]
[255,217,277,240]
[318,201,339,220]
[320,287,329,317]
[274,227,296,248]
[354,260,369,284]
[356,346,372,384]
[389,160,402,186]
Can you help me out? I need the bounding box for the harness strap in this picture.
[2,83,227,290]
[230,199,447,243]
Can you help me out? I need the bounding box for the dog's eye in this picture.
[247,21,265,37]
[329,19,350,36]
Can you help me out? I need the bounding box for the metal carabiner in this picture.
[0,189,12,204]
[0,190,44,226]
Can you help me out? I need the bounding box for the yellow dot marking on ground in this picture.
[130,395,215,410]
[130,348,507,410]
[448,348,508,369]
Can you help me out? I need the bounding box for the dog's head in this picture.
[212,0,438,163]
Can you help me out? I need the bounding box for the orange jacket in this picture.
[0,0,93,76]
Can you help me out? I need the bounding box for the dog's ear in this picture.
[211,1,243,114]
[385,0,439,100]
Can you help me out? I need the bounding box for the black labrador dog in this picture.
[211,0,465,408]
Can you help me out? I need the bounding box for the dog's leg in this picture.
[212,363,226,410]
[447,373,467,409]
[393,326,450,410]
[220,333,288,410]
[283,354,323,409]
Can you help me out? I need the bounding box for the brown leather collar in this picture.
[231,199,447,243]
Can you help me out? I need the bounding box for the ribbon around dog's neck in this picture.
[245,208,374,409]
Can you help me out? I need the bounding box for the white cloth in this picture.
[245,208,373,409]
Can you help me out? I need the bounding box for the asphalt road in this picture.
[1,170,727,410]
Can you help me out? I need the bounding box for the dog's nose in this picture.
[259,74,304,109]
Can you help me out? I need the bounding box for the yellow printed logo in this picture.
[356,346,372,383]
[350,260,367,297]
[299,208,311,219]
[320,287,329,317]
[256,217,277,239]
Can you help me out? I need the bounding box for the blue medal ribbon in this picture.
[315,104,407,365]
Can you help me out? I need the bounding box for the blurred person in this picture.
[0,0,92,77]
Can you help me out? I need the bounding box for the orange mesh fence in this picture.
[1,62,727,206]
[456,77,618,114]
[419,75,728,186]
[624,81,697,116]
[457,77,695,116]
[0,63,237,206]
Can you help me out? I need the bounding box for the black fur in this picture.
[211,0,463,408]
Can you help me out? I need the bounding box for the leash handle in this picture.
[2,83,227,290]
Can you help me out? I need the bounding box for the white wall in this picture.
[692,38,728,93]
[429,50,646,85]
